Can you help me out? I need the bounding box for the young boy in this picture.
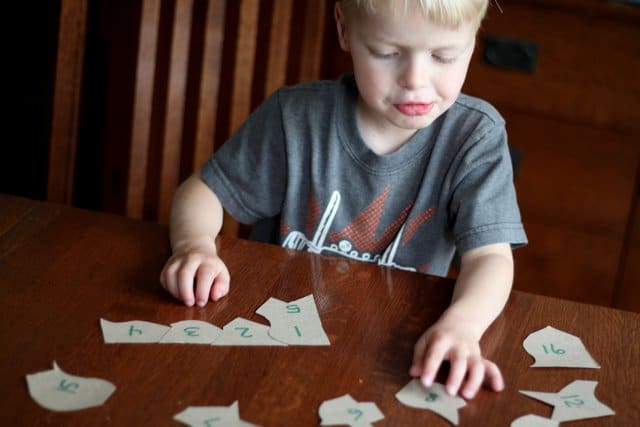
[160,0,527,400]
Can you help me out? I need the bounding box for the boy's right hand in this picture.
[160,245,230,307]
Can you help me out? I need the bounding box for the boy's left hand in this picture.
[409,315,504,399]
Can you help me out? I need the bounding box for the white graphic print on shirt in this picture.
[282,188,435,272]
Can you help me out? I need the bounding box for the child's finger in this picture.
[483,360,504,391]
[461,357,485,399]
[210,267,230,301]
[161,259,183,301]
[419,339,449,387]
[194,263,217,306]
[445,351,468,396]
[159,260,176,293]
[409,335,429,376]
[177,258,201,306]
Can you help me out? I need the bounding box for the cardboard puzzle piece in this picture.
[510,414,559,427]
[100,318,170,343]
[174,401,258,426]
[26,362,116,412]
[318,394,384,426]
[520,380,615,422]
[159,320,222,344]
[395,380,466,426]
[523,326,600,368]
[256,294,330,346]
[211,317,286,346]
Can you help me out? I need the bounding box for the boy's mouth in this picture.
[394,102,435,116]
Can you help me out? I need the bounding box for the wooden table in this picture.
[0,194,638,426]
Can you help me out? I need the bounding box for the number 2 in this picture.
[561,394,584,407]
[234,327,253,338]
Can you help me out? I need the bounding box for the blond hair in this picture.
[339,0,489,28]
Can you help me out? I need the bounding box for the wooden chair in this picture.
[48,0,328,235]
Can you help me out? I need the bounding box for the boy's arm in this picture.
[409,242,513,399]
[160,174,230,307]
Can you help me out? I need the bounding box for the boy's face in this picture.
[336,2,477,138]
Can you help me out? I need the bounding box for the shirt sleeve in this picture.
[200,90,287,225]
[449,122,528,253]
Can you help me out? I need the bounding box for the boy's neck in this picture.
[356,97,420,155]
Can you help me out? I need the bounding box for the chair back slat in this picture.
[264,0,293,97]
[192,0,226,173]
[156,0,194,223]
[228,0,259,136]
[48,0,88,204]
[298,2,327,82]
[127,0,161,219]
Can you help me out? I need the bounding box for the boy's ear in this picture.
[334,2,350,52]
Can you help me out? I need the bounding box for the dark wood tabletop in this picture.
[1,193,638,426]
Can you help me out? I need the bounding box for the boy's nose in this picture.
[399,56,429,90]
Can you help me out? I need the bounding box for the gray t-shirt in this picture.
[201,75,527,276]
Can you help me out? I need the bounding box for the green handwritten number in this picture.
[542,344,566,355]
[203,417,220,426]
[234,327,253,338]
[561,394,584,408]
[294,326,302,337]
[347,408,363,421]
[183,326,200,337]
[128,325,143,336]
[56,379,80,394]
[286,304,301,314]
[425,392,439,402]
